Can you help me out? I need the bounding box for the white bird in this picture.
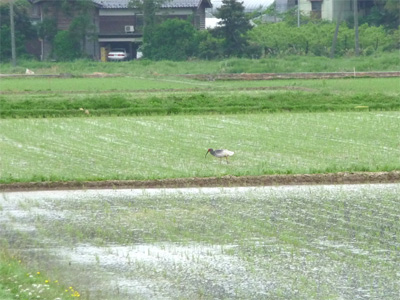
[205,148,234,164]
[25,68,34,75]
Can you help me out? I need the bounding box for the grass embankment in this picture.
[0,52,399,75]
[1,77,399,118]
[0,251,80,299]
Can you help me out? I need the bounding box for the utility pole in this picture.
[297,0,300,27]
[330,0,344,58]
[10,0,17,67]
[353,0,359,56]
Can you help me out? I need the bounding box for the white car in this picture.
[107,48,129,61]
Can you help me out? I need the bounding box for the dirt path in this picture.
[1,71,399,80]
[182,71,400,81]
[1,172,399,192]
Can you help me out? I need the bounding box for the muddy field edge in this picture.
[1,171,399,192]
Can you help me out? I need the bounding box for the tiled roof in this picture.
[93,0,211,9]
[212,0,273,11]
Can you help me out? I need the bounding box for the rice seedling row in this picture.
[1,184,399,299]
[1,112,399,184]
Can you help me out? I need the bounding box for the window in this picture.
[311,1,322,11]
[310,0,322,19]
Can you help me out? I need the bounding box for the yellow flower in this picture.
[37,272,40,275]
[71,290,80,297]
[45,280,49,283]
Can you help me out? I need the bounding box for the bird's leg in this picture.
[225,156,229,164]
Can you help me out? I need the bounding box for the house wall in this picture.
[198,3,206,29]
[323,0,334,20]
[98,7,201,35]
[37,2,76,30]
[31,1,99,60]
[299,0,356,21]
[330,0,354,21]
[299,0,326,19]
[276,0,297,13]
[298,0,309,17]
[33,3,56,60]
[160,9,199,29]
[339,0,355,20]
[99,15,136,35]
[87,11,101,60]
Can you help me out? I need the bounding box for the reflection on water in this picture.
[1,184,400,299]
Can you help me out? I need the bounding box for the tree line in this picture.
[0,0,399,62]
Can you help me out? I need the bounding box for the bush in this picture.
[144,19,197,61]
[52,31,81,61]
[248,21,399,58]
[195,30,224,60]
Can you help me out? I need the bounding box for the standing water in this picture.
[1,184,399,299]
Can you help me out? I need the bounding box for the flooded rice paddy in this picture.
[1,184,399,299]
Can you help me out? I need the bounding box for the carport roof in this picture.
[93,0,212,9]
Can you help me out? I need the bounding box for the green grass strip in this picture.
[1,92,399,118]
[1,52,399,75]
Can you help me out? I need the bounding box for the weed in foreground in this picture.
[0,252,81,299]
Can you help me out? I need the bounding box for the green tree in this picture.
[0,0,36,61]
[144,19,197,60]
[37,18,58,42]
[69,13,95,55]
[195,30,224,59]
[129,0,166,28]
[248,19,399,58]
[37,0,95,60]
[52,30,81,60]
[379,0,399,28]
[214,0,252,56]
[358,24,392,54]
[247,22,290,56]
[64,0,95,57]
[129,0,167,58]
[358,0,399,29]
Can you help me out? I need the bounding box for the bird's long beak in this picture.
[205,150,209,158]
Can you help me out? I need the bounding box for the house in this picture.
[275,0,297,13]
[274,0,373,22]
[298,0,374,22]
[29,0,212,60]
[209,0,274,14]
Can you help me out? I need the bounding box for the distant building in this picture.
[275,0,297,13]
[209,0,274,14]
[29,0,212,60]
[207,0,275,28]
[299,0,374,22]
[272,0,373,22]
